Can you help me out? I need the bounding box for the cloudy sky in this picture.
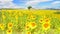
[0,0,60,9]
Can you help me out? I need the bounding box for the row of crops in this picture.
[0,9,60,34]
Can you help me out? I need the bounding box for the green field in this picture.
[0,9,60,34]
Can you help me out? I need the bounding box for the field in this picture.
[0,9,60,34]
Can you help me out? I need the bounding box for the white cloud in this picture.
[52,1,60,5]
[0,0,13,2]
[1,2,17,8]
[0,0,23,8]
[26,0,53,6]
[34,6,53,9]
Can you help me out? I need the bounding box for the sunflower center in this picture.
[44,23,49,28]
[26,26,29,28]
[31,23,35,27]
[9,24,12,27]
[46,20,49,22]
[28,32,31,34]
[8,30,11,33]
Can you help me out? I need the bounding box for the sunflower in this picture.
[8,10,12,14]
[0,23,5,30]
[15,15,18,20]
[2,14,6,20]
[26,31,31,34]
[39,18,44,23]
[27,15,36,20]
[15,15,18,23]
[19,12,23,17]
[25,22,30,30]
[44,18,50,23]
[8,22,13,29]
[42,22,50,30]
[6,29,12,34]
[28,22,37,29]
[8,10,13,17]
[25,25,30,30]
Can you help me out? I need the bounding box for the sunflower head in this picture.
[26,31,31,34]
[25,22,30,30]
[25,25,30,30]
[6,29,12,34]
[44,18,50,23]
[29,22,37,29]
[25,22,37,30]
[39,18,44,23]
[2,14,6,19]
[8,22,13,29]
[0,23,5,30]
[27,15,36,20]
[42,22,50,30]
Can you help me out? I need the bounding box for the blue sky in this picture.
[0,0,60,9]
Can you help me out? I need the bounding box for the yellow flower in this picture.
[8,23,13,29]
[27,15,36,20]
[8,10,12,14]
[6,29,12,34]
[44,18,50,23]
[26,31,31,34]
[19,12,23,16]
[42,22,50,30]
[2,14,6,19]
[0,23,5,30]
[15,15,18,22]
[25,22,30,30]
[26,22,37,29]
[39,18,44,23]
[8,10,12,16]
[15,15,18,20]
[25,25,30,30]
[39,17,50,24]
[30,22,36,28]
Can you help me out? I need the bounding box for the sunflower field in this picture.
[0,9,60,34]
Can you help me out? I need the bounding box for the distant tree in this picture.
[28,6,32,10]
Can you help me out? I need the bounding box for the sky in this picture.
[0,0,60,9]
